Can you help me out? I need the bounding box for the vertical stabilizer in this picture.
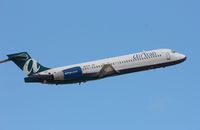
[7,52,50,76]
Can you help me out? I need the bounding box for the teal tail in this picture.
[7,52,50,76]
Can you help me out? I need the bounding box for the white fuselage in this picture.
[37,49,186,84]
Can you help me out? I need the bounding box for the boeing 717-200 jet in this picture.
[0,49,186,85]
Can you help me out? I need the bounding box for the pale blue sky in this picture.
[0,0,199,130]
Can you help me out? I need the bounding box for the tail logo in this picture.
[23,59,40,75]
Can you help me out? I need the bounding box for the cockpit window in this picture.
[171,50,176,53]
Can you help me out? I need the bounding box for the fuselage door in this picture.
[166,53,171,60]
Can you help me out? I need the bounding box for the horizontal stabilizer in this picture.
[0,59,11,64]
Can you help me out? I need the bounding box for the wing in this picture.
[97,64,120,78]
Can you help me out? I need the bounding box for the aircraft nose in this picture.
[178,53,187,62]
[183,55,187,61]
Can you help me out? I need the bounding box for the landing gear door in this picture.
[166,53,171,60]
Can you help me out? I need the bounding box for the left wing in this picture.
[97,64,120,78]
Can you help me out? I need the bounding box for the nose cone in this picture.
[178,53,187,62]
[182,55,187,61]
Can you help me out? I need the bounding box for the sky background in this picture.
[0,0,199,130]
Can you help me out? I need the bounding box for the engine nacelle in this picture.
[53,71,64,80]
[53,67,83,81]
[63,67,83,80]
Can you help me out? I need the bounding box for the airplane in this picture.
[0,49,186,85]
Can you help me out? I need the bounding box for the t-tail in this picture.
[1,52,50,76]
